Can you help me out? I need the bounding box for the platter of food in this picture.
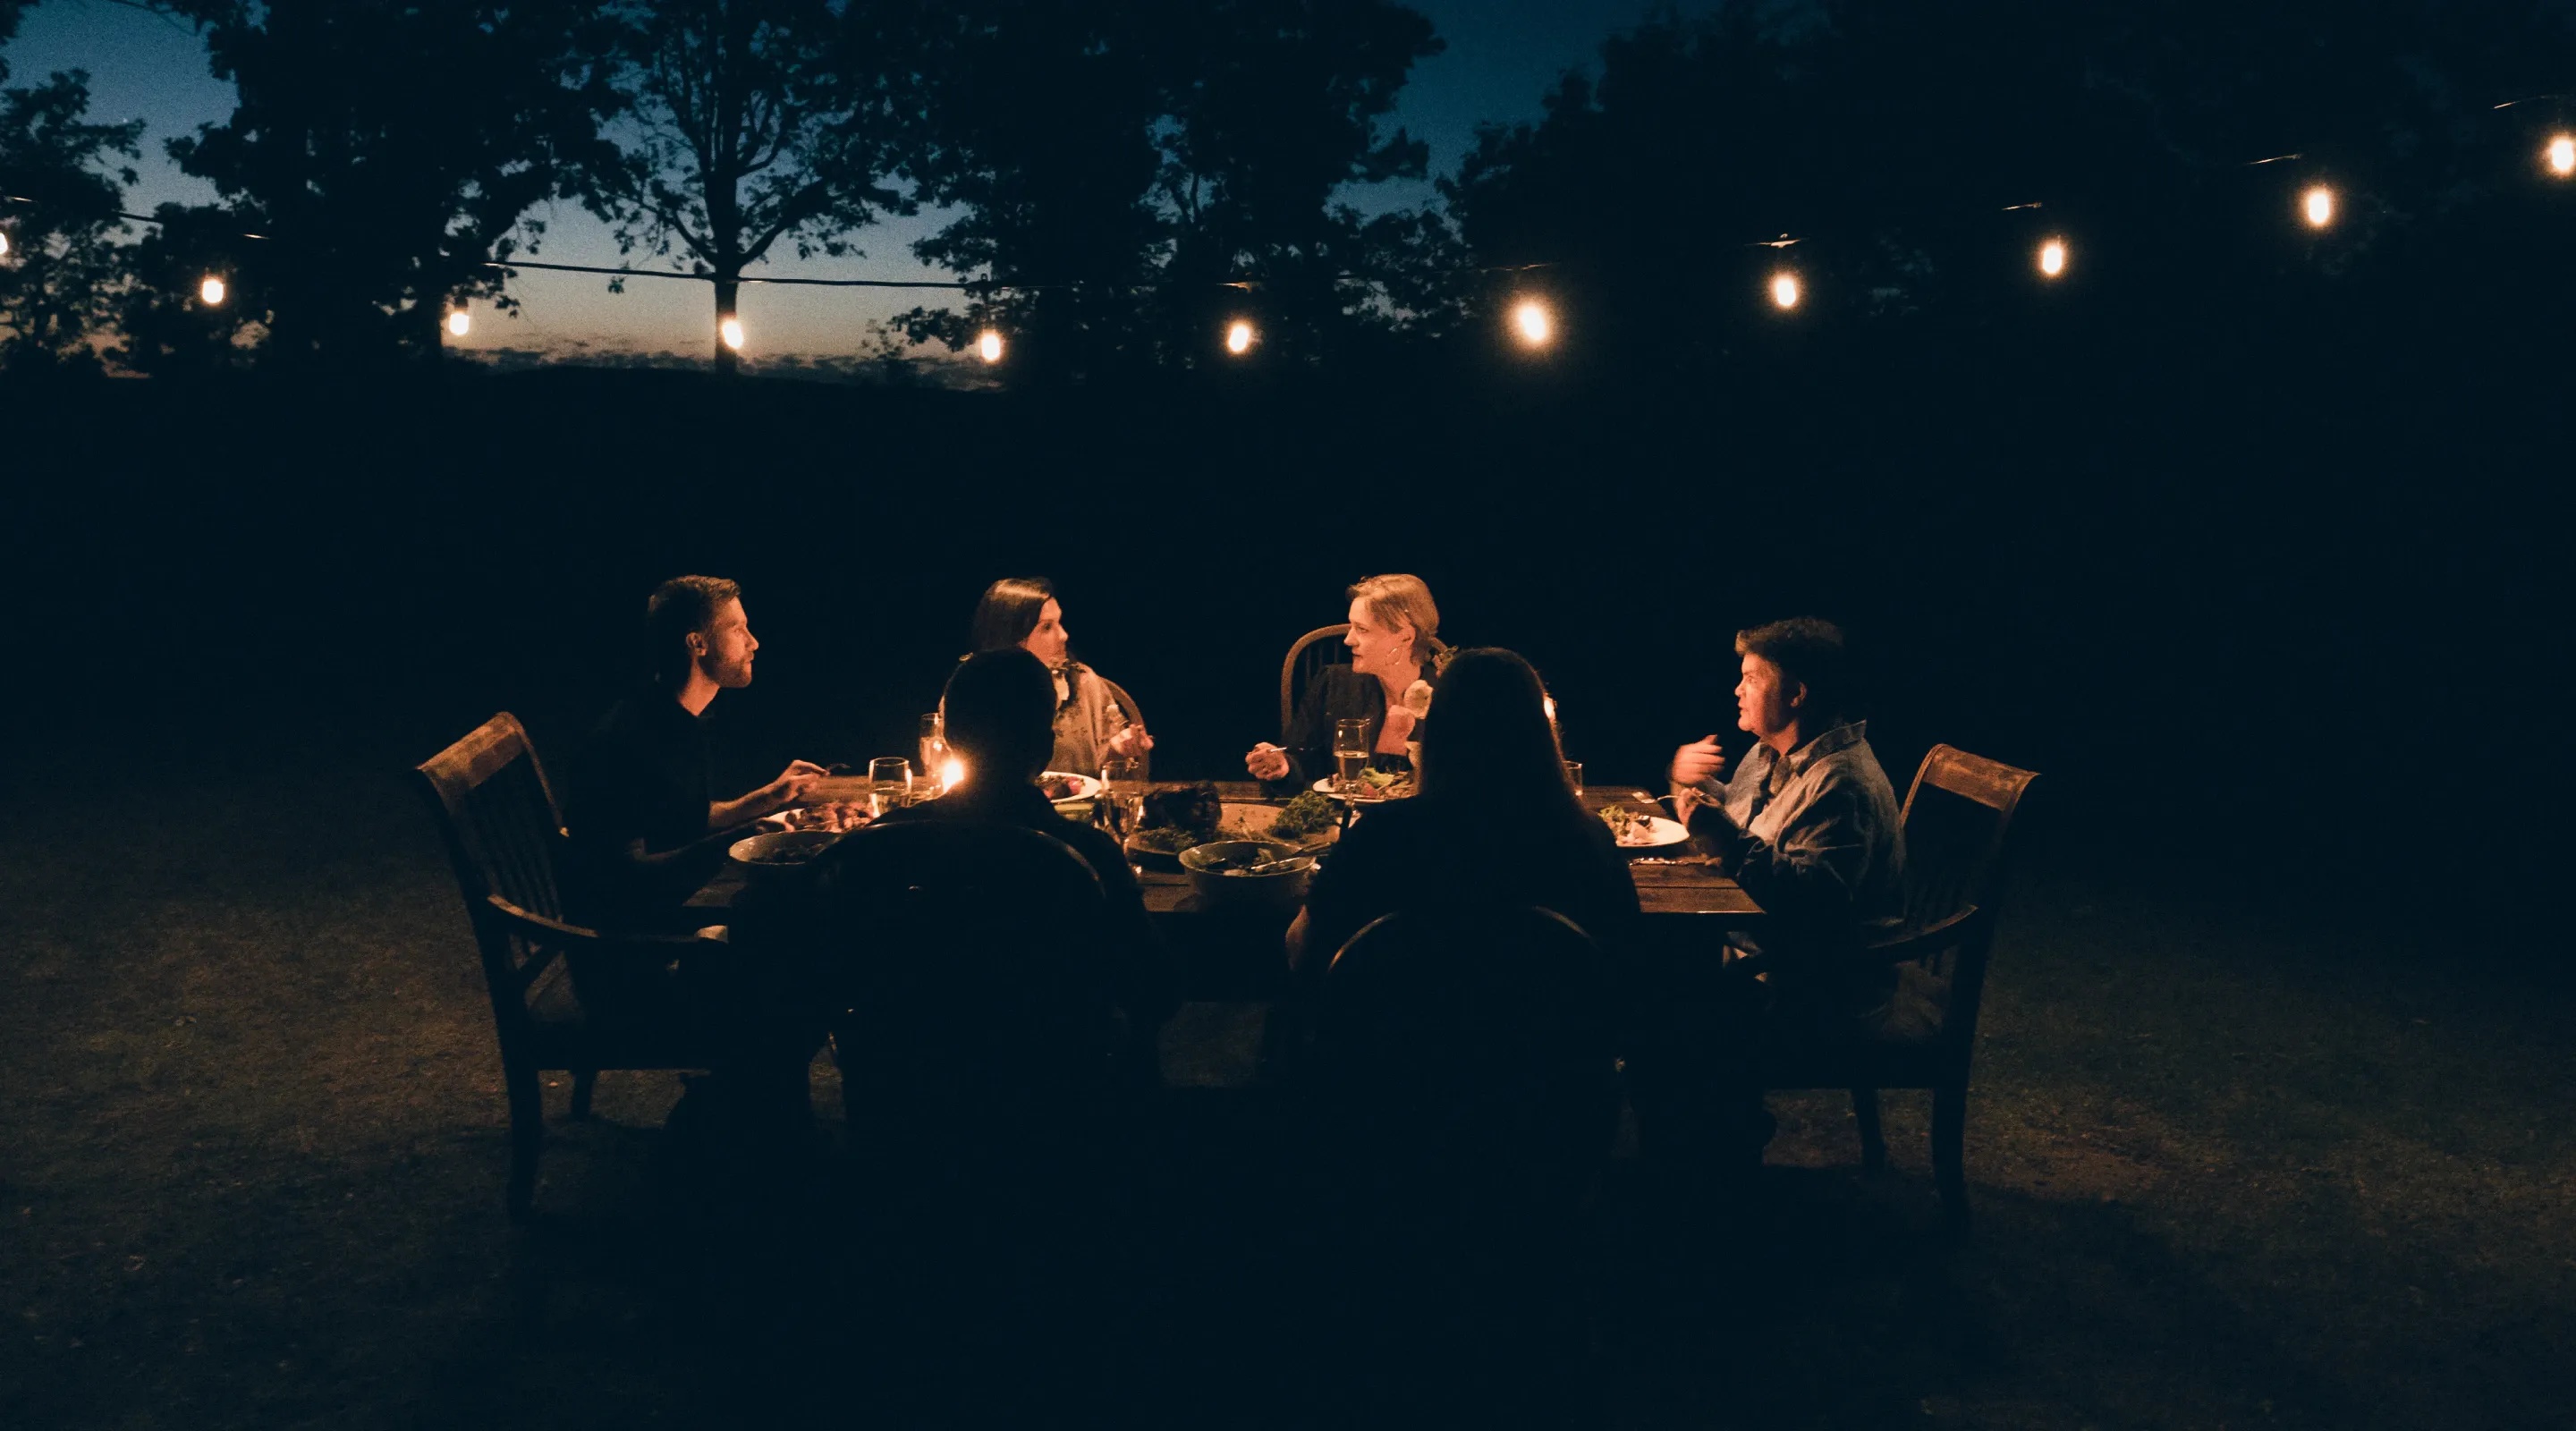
[1312,768,1414,803]
[1128,787,1340,868]
[1038,771,1104,802]
[1597,804,1690,852]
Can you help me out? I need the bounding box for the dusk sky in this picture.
[6,0,1732,363]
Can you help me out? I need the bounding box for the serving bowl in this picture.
[1177,839,1315,912]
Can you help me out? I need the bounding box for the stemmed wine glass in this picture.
[1098,757,1148,856]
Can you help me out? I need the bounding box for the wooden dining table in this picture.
[688,780,1760,1000]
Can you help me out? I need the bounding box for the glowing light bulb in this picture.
[1512,299,1552,347]
[977,329,1004,364]
[1225,318,1254,355]
[446,308,470,337]
[2038,238,2068,278]
[199,275,226,306]
[2548,133,2575,178]
[719,316,745,351]
[1770,273,1801,309]
[941,757,965,792]
[2302,185,2335,229]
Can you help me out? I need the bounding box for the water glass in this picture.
[1563,760,1584,798]
[1333,717,1371,792]
[918,713,948,792]
[869,758,913,817]
[1099,757,1148,845]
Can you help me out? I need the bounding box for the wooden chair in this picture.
[1309,905,1618,1415]
[1278,623,1352,740]
[1758,743,2038,1234]
[803,819,1122,1162]
[414,714,717,1219]
[1097,673,1146,750]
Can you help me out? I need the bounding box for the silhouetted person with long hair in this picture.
[966,577,1152,776]
[1288,646,1638,973]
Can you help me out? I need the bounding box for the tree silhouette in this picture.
[891,0,1168,383]
[162,0,604,369]
[577,0,911,376]
[1147,0,1442,365]
[1439,0,2576,377]
[894,0,1451,379]
[0,69,142,373]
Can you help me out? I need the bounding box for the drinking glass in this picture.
[869,757,913,817]
[1563,760,1584,799]
[1098,757,1148,849]
[918,713,948,793]
[1332,718,1371,793]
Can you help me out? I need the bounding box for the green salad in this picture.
[1267,790,1337,840]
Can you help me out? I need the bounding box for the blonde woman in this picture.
[1246,572,1443,795]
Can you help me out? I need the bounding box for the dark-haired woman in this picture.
[969,577,1151,777]
[1285,648,1638,976]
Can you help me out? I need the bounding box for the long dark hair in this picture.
[1412,648,1582,823]
[969,576,1054,656]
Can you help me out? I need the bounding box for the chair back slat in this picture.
[804,820,1118,1143]
[1892,745,2037,1058]
[1098,675,1146,753]
[415,716,572,1027]
[1318,905,1619,1198]
[1279,623,1352,740]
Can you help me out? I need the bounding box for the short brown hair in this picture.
[646,575,741,686]
[1347,572,1441,664]
[1734,617,1852,719]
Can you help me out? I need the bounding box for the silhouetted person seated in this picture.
[564,575,825,945]
[1643,617,1905,1169]
[1288,647,1640,977]
[874,648,1177,1048]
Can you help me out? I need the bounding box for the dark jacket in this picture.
[1295,792,1642,976]
[562,684,750,933]
[1268,664,1436,798]
[874,780,1177,1028]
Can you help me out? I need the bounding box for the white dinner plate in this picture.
[1609,813,1690,851]
[1040,771,1104,801]
[1312,775,1411,804]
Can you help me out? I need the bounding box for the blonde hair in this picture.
[1347,573,1441,664]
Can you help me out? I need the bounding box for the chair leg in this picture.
[1931,1082,1970,1237]
[1851,1088,1886,1172]
[570,1068,597,1121]
[504,1065,544,1222]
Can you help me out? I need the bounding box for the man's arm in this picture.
[710,760,829,828]
[1686,783,1878,929]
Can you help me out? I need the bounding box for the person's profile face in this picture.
[1344,597,1415,677]
[694,597,758,689]
[1021,598,1070,666]
[1734,652,1799,740]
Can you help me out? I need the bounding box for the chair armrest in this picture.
[1722,904,1989,983]
[1862,904,1990,966]
[482,894,714,962]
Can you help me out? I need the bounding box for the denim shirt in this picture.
[1690,720,1906,1005]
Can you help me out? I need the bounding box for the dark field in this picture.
[5,738,2570,1428]
[5,345,2568,1427]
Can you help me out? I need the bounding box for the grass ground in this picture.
[4,745,2569,1428]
